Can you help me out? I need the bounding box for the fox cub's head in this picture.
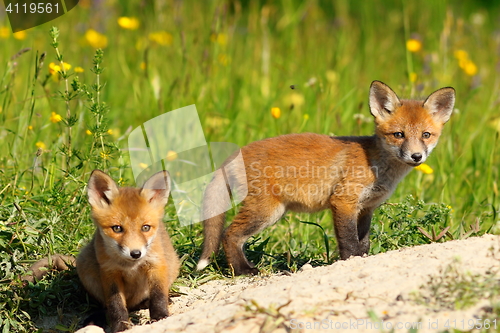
[87,170,170,262]
[369,81,455,166]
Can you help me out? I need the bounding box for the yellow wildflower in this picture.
[406,39,422,53]
[148,31,173,46]
[107,129,113,135]
[13,31,26,40]
[210,33,228,46]
[285,92,305,107]
[453,50,468,61]
[100,151,110,160]
[74,66,84,73]
[118,17,140,30]
[409,72,417,83]
[49,62,60,75]
[490,117,500,133]
[326,70,338,84]
[28,125,33,130]
[166,150,178,161]
[35,141,46,150]
[85,29,108,49]
[415,163,433,174]
[49,62,71,75]
[50,112,63,123]
[463,60,478,76]
[454,50,478,76]
[271,107,281,119]
[0,27,10,39]
[303,114,309,120]
[86,129,92,135]
[140,62,147,70]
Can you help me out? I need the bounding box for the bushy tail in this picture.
[196,170,231,271]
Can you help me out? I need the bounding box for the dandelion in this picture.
[13,31,26,40]
[415,163,433,174]
[149,31,173,46]
[50,112,63,123]
[454,49,478,76]
[454,49,468,61]
[35,141,46,150]
[74,66,84,73]
[406,39,422,53]
[118,17,140,30]
[0,27,9,39]
[85,29,108,49]
[166,150,178,161]
[463,61,478,76]
[210,33,227,46]
[86,129,92,135]
[409,72,417,83]
[271,107,281,119]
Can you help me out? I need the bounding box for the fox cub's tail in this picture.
[196,170,232,271]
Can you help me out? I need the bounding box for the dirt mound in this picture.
[77,234,500,333]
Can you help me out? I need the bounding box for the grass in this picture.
[0,0,499,331]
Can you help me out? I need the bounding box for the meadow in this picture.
[0,0,499,331]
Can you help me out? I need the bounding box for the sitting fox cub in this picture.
[197,81,455,275]
[77,170,180,332]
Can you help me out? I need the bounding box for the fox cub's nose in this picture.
[130,250,142,259]
[411,153,423,163]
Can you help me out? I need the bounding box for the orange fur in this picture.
[197,81,455,275]
[77,170,179,333]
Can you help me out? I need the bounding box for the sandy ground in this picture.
[76,234,500,333]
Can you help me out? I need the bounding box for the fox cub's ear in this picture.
[141,171,171,208]
[423,87,455,124]
[88,170,120,208]
[369,81,402,120]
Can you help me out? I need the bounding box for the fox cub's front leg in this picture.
[147,268,171,321]
[105,282,131,333]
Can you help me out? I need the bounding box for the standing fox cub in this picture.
[197,81,455,275]
[77,170,180,332]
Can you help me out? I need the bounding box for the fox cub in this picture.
[197,81,455,275]
[77,170,180,332]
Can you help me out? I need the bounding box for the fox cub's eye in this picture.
[111,225,123,233]
[141,225,151,232]
[422,132,431,139]
[393,132,404,139]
